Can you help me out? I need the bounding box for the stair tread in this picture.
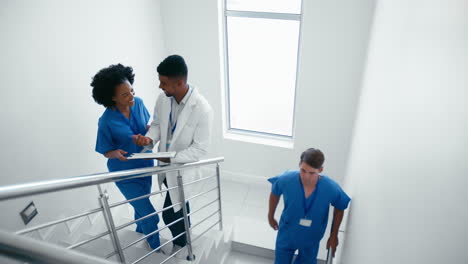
[56,217,232,264]
[232,216,342,261]
[225,251,274,264]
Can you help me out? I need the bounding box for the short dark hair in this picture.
[91,64,135,107]
[157,55,188,79]
[300,148,325,169]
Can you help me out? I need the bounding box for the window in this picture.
[223,0,303,138]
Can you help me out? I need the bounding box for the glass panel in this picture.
[227,17,300,137]
[226,0,302,14]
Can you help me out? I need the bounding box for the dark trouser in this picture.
[163,179,191,247]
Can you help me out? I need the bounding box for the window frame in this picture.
[221,0,304,144]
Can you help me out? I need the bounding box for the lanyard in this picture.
[300,175,321,219]
[115,107,139,135]
[169,87,193,136]
[169,100,177,136]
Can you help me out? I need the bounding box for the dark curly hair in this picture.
[91,64,135,107]
[157,55,188,80]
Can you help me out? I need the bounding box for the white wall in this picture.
[341,0,468,263]
[0,0,165,230]
[159,0,376,182]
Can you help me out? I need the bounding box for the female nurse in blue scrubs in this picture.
[91,64,161,250]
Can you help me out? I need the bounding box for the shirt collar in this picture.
[174,85,192,106]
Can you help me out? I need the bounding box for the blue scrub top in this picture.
[95,97,154,172]
[269,170,351,243]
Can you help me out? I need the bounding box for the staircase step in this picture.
[231,241,275,260]
[123,246,177,264]
[72,234,115,258]
[41,222,70,245]
[224,251,274,264]
[55,219,234,264]
[232,217,276,254]
[232,216,338,262]
[111,228,148,249]
[60,232,176,264]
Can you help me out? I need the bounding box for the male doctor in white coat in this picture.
[133,55,213,260]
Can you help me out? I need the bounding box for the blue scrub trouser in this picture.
[275,227,320,264]
[115,176,160,249]
[275,244,320,264]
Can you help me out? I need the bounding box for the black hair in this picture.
[91,64,135,107]
[300,148,325,169]
[157,55,188,79]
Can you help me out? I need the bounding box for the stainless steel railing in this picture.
[0,229,116,264]
[326,247,333,264]
[0,157,225,264]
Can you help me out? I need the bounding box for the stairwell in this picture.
[1,167,344,264]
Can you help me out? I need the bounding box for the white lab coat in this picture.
[146,85,213,212]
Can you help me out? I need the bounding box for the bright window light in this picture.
[226,17,299,136]
[223,1,302,138]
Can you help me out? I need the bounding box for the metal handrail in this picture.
[121,217,184,251]
[67,230,110,249]
[77,166,220,259]
[0,229,115,264]
[64,172,213,251]
[176,170,195,261]
[186,186,218,201]
[0,157,224,201]
[326,248,334,264]
[190,210,220,230]
[132,231,187,264]
[107,197,220,259]
[15,185,176,236]
[96,160,223,263]
[187,198,219,217]
[105,217,186,259]
[16,207,103,235]
[0,157,225,264]
[159,244,186,264]
[192,220,221,244]
[183,174,217,186]
[109,185,179,208]
[114,201,182,231]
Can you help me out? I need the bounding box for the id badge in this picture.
[299,218,312,227]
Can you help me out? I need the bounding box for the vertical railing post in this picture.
[215,163,223,231]
[326,248,333,264]
[97,185,126,263]
[176,170,195,261]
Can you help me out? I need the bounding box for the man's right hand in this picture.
[105,149,128,161]
[132,134,152,146]
[268,216,278,231]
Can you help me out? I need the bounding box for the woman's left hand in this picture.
[105,149,128,161]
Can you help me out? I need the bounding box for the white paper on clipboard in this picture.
[127,152,176,160]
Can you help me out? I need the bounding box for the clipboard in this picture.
[127,151,176,160]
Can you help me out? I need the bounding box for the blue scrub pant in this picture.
[275,228,320,264]
[115,176,161,249]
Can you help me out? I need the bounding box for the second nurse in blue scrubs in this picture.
[91,64,161,250]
